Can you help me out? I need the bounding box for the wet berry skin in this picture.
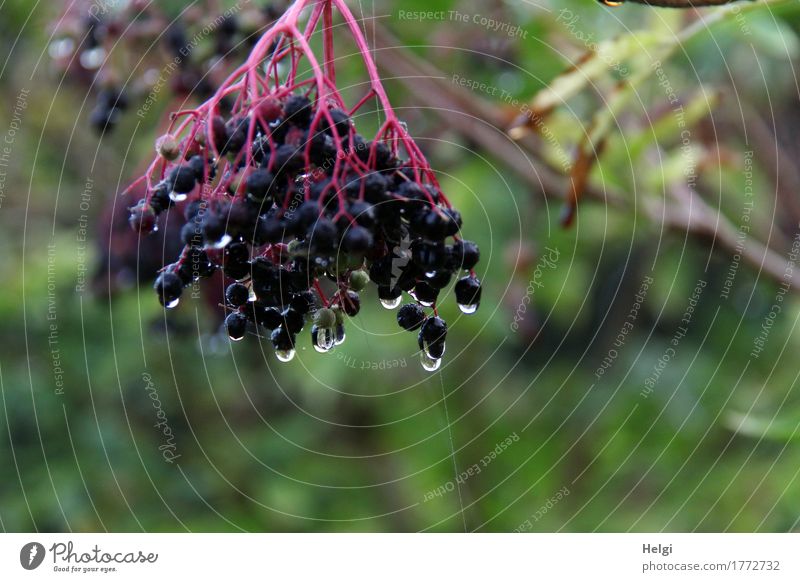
[455,276,481,307]
[397,303,425,331]
[154,271,183,307]
[225,311,248,340]
[420,316,447,345]
[451,240,480,270]
[166,165,197,194]
[271,326,296,350]
[225,282,249,307]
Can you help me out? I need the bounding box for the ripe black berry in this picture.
[166,165,197,194]
[413,281,439,306]
[225,311,248,341]
[283,95,312,127]
[154,271,183,308]
[450,240,480,270]
[246,168,275,201]
[455,276,481,312]
[225,282,249,307]
[397,303,425,331]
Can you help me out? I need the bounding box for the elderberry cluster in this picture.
[130,90,480,370]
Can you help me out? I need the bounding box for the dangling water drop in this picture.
[312,325,335,353]
[169,191,188,203]
[458,302,479,315]
[423,340,446,360]
[228,333,244,342]
[334,324,346,346]
[275,349,295,362]
[380,296,402,309]
[418,298,435,308]
[165,297,180,309]
[420,352,441,372]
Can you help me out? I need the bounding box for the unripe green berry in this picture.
[349,270,370,292]
[313,307,336,328]
[156,134,180,161]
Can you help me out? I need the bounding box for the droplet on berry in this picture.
[380,296,402,309]
[420,351,442,372]
[455,276,481,314]
[334,323,346,346]
[311,324,335,353]
[225,312,247,341]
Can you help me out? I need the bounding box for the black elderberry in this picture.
[377,285,402,306]
[250,304,282,329]
[188,155,215,182]
[166,165,197,194]
[180,221,204,247]
[188,248,216,278]
[154,271,183,308]
[441,208,462,237]
[362,172,389,204]
[420,316,447,346]
[397,303,425,331]
[283,95,313,127]
[225,311,248,341]
[223,117,249,154]
[271,325,296,353]
[426,269,453,290]
[340,290,361,316]
[183,199,207,222]
[348,201,376,228]
[149,183,173,214]
[211,115,230,152]
[455,276,481,312]
[290,290,316,314]
[225,282,250,307]
[412,240,446,271]
[245,168,275,201]
[320,108,351,137]
[450,240,480,270]
[413,281,439,306]
[306,218,338,252]
[281,308,305,334]
[287,201,322,236]
[128,200,157,234]
[342,226,373,254]
[369,256,394,286]
[272,143,304,176]
[202,213,228,247]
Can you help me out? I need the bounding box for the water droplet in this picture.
[169,191,188,203]
[80,47,105,70]
[418,298,434,308]
[334,324,346,346]
[380,296,402,309]
[425,271,436,278]
[458,302,479,314]
[420,352,441,372]
[423,340,446,360]
[275,349,295,362]
[212,234,233,249]
[248,287,257,302]
[313,325,335,353]
[228,334,244,342]
[48,38,75,60]
[165,297,180,309]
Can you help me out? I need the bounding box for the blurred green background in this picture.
[1,0,800,532]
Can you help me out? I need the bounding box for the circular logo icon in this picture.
[20,542,45,570]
